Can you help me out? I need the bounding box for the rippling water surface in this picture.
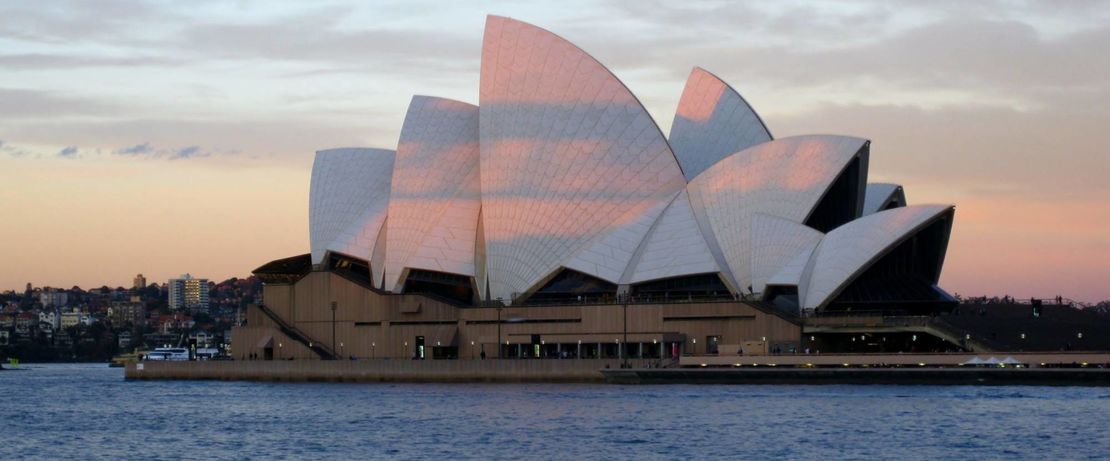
[3,363,1109,460]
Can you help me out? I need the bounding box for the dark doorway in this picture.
[805,154,864,233]
[706,336,720,354]
[403,269,475,305]
[263,346,273,361]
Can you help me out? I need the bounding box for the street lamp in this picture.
[496,301,503,359]
[371,342,376,359]
[622,297,628,367]
[330,301,337,360]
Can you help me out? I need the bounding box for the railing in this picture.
[514,293,742,307]
[255,304,337,360]
[958,296,1076,307]
[928,315,1010,352]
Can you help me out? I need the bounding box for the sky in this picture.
[1,0,1108,301]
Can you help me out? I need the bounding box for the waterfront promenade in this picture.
[126,358,633,383]
[126,352,1110,384]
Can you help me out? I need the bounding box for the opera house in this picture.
[233,16,955,362]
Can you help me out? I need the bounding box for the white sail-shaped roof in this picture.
[308,148,395,277]
[863,183,906,215]
[803,204,954,309]
[383,96,481,292]
[563,198,671,284]
[621,190,721,284]
[767,243,819,290]
[669,67,773,181]
[478,15,686,303]
[686,135,869,293]
[749,213,824,295]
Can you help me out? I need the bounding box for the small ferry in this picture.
[145,347,190,361]
[110,349,150,368]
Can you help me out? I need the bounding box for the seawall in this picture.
[125,359,632,383]
[603,368,1110,386]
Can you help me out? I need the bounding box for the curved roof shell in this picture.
[803,204,954,309]
[478,15,686,302]
[686,135,869,292]
[669,67,773,181]
[863,183,906,215]
[308,148,395,277]
[749,213,823,295]
[621,189,721,285]
[383,96,481,292]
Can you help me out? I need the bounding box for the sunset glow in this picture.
[2,1,1108,302]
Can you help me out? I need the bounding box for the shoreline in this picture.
[602,367,1110,386]
[124,357,1110,386]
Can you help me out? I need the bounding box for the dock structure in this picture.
[126,352,1110,385]
[125,359,633,383]
[602,368,1110,386]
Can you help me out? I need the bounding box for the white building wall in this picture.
[803,204,954,310]
[686,135,869,293]
[308,148,395,282]
[668,67,773,181]
[863,183,906,215]
[749,213,824,295]
[384,96,481,292]
[621,189,720,284]
[478,15,686,303]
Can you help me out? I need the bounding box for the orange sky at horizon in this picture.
[1,2,1108,302]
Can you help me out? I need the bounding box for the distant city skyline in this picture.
[2,1,1109,301]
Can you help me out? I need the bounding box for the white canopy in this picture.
[961,357,986,365]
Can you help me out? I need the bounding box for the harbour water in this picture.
[3,363,1109,460]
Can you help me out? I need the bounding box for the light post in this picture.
[278,342,283,360]
[339,342,344,359]
[404,341,408,359]
[496,302,503,359]
[330,301,337,360]
[622,297,628,368]
[371,342,376,359]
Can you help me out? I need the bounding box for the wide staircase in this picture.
[803,313,1004,352]
[255,303,337,360]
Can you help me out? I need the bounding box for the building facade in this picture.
[110,298,146,328]
[233,16,956,361]
[168,274,209,313]
[39,290,68,308]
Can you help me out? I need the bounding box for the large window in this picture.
[805,154,864,233]
[523,269,617,305]
[402,269,475,305]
